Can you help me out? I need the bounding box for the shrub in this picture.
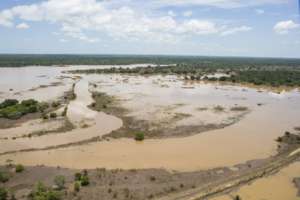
[234,195,241,200]
[0,187,8,200]
[42,113,49,120]
[15,164,24,173]
[51,102,60,108]
[61,107,68,117]
[80,175,89,186]
[230,106,248,112]
[0,172,9,183]
[213,105,225,112]
[74,182,80,192]
[21,99,38,107]
[50,113,57,119]
[38,102,49,112]
[285,131,291,137]
[74,173,82,181]
[135,132,144,141]
[54,176,65,190]
[0,99,18,109]
[29,182,62,200]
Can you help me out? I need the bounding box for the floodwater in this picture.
[0,66,300,172]
[212,162,300,200]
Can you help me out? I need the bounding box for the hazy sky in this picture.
[0,0,299,57]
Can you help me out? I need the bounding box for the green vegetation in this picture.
[234,195,242,200]
[1,54,300,68]
[70,61,300,87]
[0,171,9,183]
[0,99,39,119]
[54,176,65,190]
[74,171,90,187]
[28,182,62,200]
[73,181,80,192]
[230,106,248,111]
[15,164,24,173]
[135,132,145,141]
[0,187,7,200]
[49,113,57,119]
[208,70,300,87]
[61,107,68,117]
[213,105,225,112]
[51,101,60,108]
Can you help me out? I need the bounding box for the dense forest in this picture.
[0,54,300,68]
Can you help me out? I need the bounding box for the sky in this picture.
[0,0,299,58]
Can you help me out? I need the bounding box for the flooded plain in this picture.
[0,66,299,171]
[1,65,300,200]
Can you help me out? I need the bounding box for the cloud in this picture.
[16,22,29,29]
[255,9,265,15]
[183,11,193,17]
[0,10,14,27]
[221,26,252,36]
[152,0,287,9]
[0,0,253,43]
[274,20,299,34]
[167,10,176,17]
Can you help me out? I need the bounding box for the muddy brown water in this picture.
[212,162,300,200]
[0,66,300,172]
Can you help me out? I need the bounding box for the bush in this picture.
[80,175,89,186]
[0,99,39,120]
[74,172,89,186]
[74,182,80,192]
[54,176,65,190]
[234,195,242,200]
[42,113,49,120]
[15,164,24,173]
[51,102,60,108]
[0,99,18,109]
[74,173,82,181]
[61,107,67,117]
[0,187,8,200]
[38,102,49,112]
[213,105,225,112]
[29,182,62,200]
[134,132,144,141]
[0,172,9,183]
[21,99,38,107]
[49,113,57,119]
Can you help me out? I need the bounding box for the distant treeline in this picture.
[70,64,300,87]
[0,54,300,68]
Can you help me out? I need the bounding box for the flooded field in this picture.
[0,65,300,199]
